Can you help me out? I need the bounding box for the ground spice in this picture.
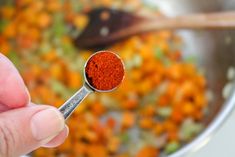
[85,51,124,91]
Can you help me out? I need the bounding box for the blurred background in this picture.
[0,0,235,157]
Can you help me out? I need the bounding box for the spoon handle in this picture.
[109,11,235,47]
[142,11,235,30]
[59,85,92,120]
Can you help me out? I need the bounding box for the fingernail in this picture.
[31,108,65,140]
[25,86,31,105]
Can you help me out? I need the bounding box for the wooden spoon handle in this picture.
[113,11,235,42]
[142,11,235,30]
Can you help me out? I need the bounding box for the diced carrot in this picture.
[139,80,153,94]
[183,63,196,77]
[0,7,15,19]
[50,64,63,80]
[180,81,196,99]
[43,50,58,62]
[142,105,156,117]
[37,11,51,28]
[33,148,48,156]
[116,154,129,157]
[91,121,104,136]
[54,98,64,108]
[166,64,182,80]
[167,131,178,141]
[106,117,116,129]
[67,71,82,89]
[166,82,178,98]
[16,35,34,49]
[130,69,142,81]
[15,0,32,8]
[121,98,138,110]
[168,51,181,61]
[143,60,156,74]
[83,130,98,142]
[73,14,88,30]
[136,146,159,157]
[153,123,164,135]
[0,41,10,55]
[170,109,184,123]
[74,100,87,114]
[194,75,206,88]
[58,137,72,152]
[16,23,29,35]
[157,95,169,106]
[87,145,108,157]
[74,142,87,155]
[193,110,203,121]
[195,94,207,108]
[46,0,61,12]
[37,86,53,103]
[31,64,42,78]
[157,41,169,52]
[151,72,162,86]
[181,102,195,116]
[121,111,135,129]
[31,1,44,11]
[163,121,177,132]
[107,136,121,153]
[139,117,154,129]
[90,102,106,117]
[28,27,40,41]
[3,23,16,39]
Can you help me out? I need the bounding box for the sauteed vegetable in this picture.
[0,0,208,156]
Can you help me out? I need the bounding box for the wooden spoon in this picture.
[74,7,235,48]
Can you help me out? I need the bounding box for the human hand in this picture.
[0,53,68,157]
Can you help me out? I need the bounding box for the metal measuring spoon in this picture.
[59,51,124,120]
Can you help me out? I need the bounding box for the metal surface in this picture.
[148,0,235,156]
[59,84,92,120]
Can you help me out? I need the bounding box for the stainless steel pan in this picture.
[150,0,235,156]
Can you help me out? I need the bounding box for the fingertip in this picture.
[0,104,64,156]
[0,53,30,108]
[42,125,69,148]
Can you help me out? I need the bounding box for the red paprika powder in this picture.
[85,51,124,91]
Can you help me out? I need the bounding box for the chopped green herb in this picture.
[120,133,130,144]
[184,55,197,64]
[164,141,180,154]
[52,13,67,38]
[154,47,171,66]
[163,58,171,67]
[154,47,164,59]
[7,52,21,68]
[157,107,172,118]
[0,19,9,33]
[133,54,143,68]
[179,119,203,141]
[50,79,72,99]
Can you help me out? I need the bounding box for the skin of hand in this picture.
[0,53,69,157]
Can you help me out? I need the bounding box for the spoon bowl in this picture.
[84,50,125,92]
[59,51,124,120]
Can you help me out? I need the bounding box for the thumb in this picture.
[0,105,65,157]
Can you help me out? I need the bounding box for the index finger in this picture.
[0,53,30,108]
